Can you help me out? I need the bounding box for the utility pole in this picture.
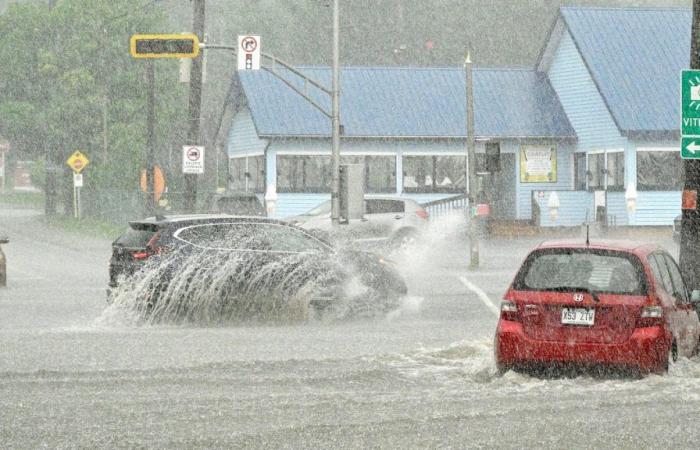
[146,60,156,214]
[185,0,206,212]
[44,0,57,216]
[465,52,479,269]
[681,0,700,289]
[330,0,341,226]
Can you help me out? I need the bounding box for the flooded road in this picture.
[2,207,699,448]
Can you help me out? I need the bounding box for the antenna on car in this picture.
[586,224,590,246]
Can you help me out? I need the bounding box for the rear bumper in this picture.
[495,320,671,372]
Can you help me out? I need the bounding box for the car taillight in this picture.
[131,251,150,260]
[500,300,520,322]
[415,209,429,219]
[637,306,664,327]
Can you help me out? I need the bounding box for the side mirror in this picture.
[691,290,700,304]
[0,237,8,244]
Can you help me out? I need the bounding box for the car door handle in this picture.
[394,215,402,220]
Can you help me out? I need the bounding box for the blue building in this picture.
[227,6,686,226]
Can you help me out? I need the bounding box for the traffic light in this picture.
[130,34,200,59]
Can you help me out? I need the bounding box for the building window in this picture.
[573,153,586,190]
[402,155,466,193]
[637,151,683,191]
[277,155,332,193]
[230,156,265,192]
[587,153,605,190]
[341,155,396,193]
[606,152,624,191]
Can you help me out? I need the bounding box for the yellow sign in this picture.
[130,34,200,59]
[66,151,90,173]
[520,146,557,183]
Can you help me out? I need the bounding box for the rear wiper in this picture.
[547,286,600,303]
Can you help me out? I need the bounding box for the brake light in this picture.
[415,209,429,220]
[500,300,520,322]
[131,251,150,260]
[637,306,664,327]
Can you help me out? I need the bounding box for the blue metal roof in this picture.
[237,67,575,139]
[560,7,691,135]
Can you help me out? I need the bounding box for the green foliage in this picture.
[0,0,189,217]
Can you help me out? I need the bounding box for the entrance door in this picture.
[487,153,516,220]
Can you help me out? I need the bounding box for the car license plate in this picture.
[561,307,595,326]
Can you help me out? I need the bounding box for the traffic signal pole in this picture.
[330,0,341,227]
[146,59,156,214]
[465,52,479,269]
[185,0,206,212]
[680,0,700,289]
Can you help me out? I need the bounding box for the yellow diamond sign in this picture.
[66,151,89,173]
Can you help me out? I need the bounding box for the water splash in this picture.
[104,247,404,326]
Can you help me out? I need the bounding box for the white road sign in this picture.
[237,35,261,71]
[73,173,83,187]
[182,145,205,174]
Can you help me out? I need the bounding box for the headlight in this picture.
[378,256,396,267]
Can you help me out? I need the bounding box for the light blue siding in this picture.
[548,31,626,151]
[606,192,629,226]
[227,109,268,157]
[275,193,330,219]
[533,191,593,227]
[633,191,680,226]
[515,142,576,221]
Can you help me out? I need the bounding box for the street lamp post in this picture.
[330,0,341,227]
[465,52,479,268]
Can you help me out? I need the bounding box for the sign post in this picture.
[66,151,89,220]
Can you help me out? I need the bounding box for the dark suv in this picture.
[108,214,407,322]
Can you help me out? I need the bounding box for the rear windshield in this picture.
[114,227,156,248]
[512,248,647,295]
[174,223,328,253]
[365,199,404,214]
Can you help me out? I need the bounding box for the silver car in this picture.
[289,197,429,248]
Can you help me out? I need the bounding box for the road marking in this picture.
[458,275,499,316]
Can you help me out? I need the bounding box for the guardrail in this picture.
[421,194,468,219]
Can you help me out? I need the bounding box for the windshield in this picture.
[513,248,647,296]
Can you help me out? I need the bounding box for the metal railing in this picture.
[421,194,468,219]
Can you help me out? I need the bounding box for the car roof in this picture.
[536,239,662,255]
[130,214,284,227]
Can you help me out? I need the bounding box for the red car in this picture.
[495,240,700,375]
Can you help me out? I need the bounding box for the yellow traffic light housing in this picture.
[130,34,200,59]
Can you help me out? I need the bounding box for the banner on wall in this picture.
[520,146,557,183]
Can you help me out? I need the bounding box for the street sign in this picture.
[66,150,90,173]
[182,146,204,174]
[130,34,200,59]
[73,173,83,188]
[237,35,261,70]
[681,70,700,158]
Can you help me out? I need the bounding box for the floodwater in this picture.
[2,207,700,448]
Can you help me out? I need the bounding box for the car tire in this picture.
[496,361,510,377]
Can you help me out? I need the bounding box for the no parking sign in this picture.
[182,146,204,174]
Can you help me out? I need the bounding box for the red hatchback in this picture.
[495,240,700,375]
